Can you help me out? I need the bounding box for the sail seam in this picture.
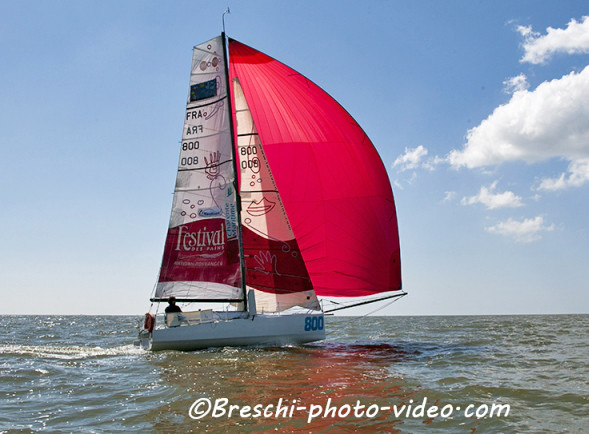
[179,131,231,141]
[173,186,235,193]
[186,95,227,110]
[177,159,233,172]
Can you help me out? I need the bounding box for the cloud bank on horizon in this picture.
[393,15,589,243]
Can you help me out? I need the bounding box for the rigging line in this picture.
[323,292,407,314]
[322,298,344,307]
[322,293,393,308]
[357,293,405,318]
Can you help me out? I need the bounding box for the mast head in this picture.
[222,7,231,34]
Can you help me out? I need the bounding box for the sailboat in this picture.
[137,33,404,351]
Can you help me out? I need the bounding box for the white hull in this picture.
[139,313,325,351]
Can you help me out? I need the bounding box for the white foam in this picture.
[0,344,144,360]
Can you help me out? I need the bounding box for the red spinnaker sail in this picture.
[229,40,401,297]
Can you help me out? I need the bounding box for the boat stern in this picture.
[134,329,152,351]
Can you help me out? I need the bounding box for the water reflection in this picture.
[138,342,423,432]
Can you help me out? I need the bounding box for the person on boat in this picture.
[165,296,182,314]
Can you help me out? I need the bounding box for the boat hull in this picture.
[143,313,325,351]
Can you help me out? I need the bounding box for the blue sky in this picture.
[1,1,588,315]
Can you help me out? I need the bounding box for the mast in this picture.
[222,31,248,311]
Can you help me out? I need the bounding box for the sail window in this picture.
[190,78,218,101]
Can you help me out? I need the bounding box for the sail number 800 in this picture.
[182,141,199,151]
[240,146,259,170]
[304,316,324,331]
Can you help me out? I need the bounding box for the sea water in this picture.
[1,315,587,432]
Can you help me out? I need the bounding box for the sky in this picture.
[1,1,588,316]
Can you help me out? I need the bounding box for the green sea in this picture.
[1,314,587,432]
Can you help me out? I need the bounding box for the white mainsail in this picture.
[154,36,243,301]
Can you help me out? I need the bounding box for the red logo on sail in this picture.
[159,218,241,286]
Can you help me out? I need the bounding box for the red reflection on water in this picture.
[150,343,420,431]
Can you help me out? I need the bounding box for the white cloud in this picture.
[516,24,534,38]
[503,74,529,94]
[448,66,589,180]
[485,216,555,242]
[518,16,589,64]
[393,145,428,171]
[442,191,457,203]
[461,181,523,209]
[537,158,589,191]
[422,155,445,171]
[393,146,443,173]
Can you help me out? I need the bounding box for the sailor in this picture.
[165,296,182,314]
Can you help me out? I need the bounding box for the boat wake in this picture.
[0,344,143,360]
